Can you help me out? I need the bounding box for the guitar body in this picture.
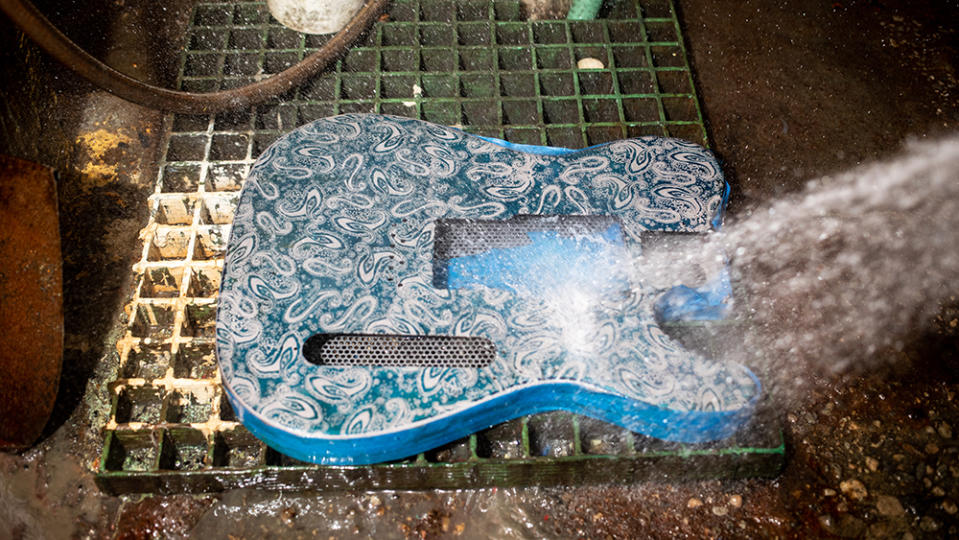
[216,114,759,465]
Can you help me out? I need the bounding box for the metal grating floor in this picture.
[96,0,781,494]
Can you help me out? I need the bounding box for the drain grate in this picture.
[96,0,781,494]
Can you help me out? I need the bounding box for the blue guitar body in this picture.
[216,114,759,465]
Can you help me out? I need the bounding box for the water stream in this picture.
[642,135,959,400]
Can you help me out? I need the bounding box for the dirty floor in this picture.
[1,0,957,538]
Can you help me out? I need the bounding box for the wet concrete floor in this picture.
[0,0,957,537]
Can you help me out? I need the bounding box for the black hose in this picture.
[0,0,389,114]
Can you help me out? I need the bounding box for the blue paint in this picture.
[656,268,734,322]
[225,372,761,465]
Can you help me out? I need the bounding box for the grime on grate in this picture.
[96,0,782,494]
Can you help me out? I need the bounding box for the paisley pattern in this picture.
[216,114,758,464]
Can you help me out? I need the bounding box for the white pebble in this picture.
[577,57,605,69]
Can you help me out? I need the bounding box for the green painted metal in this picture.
[95,0,781,494]
[568,0,604,20]
[170,0,709,149]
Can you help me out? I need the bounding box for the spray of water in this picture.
[647,136,959,397]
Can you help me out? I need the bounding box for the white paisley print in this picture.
[216,114,758,456]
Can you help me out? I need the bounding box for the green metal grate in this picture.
[174,0,708,150]
[95,0,781,494]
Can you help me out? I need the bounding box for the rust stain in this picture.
[74,128,136,188]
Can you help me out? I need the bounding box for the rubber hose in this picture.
[567,0,603,20]
[0,0,389,114]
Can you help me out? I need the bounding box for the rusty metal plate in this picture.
[0,154,63,449]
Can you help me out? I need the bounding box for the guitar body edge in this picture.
[223,374,760,465]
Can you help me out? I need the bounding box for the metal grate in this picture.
[96,0,781,494]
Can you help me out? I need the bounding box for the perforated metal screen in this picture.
[303,334,496,367]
